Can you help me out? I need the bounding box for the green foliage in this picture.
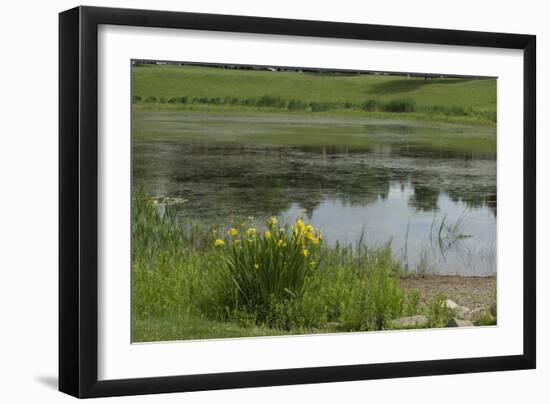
[404,290,421,316]
[224,96,239,105]
[131,192,219,321]
[135,90,493,124]
[257,95,287,108]
[362,98,416,113]
[476,312,497,326]
[215,217,322,322]
[222,244,410,332]
[299,245,406,331]
[310,101,335,112]
[287,99,308,110]
[384,99,416,112]
[136,91,492,123]
[363,263,405,330]
[362,99,382,111]
[426,293,454,327]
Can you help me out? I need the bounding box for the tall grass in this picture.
[362,98,417,113]
[132,92,495,124]
[131,192,219,321]
[426,294,454,327]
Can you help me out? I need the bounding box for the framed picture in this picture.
[59,6,536,398]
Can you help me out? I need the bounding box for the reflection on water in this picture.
[133,114,496,276]
[280,185,495,276]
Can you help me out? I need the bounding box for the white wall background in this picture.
[0,0,546,402]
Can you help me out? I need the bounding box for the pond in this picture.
[133,112,496,276]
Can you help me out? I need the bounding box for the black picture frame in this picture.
[59,5,536,398]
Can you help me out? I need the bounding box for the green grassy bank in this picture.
[132,64,497,126]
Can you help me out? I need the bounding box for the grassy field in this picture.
[132,64,497,126]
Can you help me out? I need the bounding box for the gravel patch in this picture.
[400,275,496,311]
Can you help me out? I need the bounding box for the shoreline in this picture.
[400,274,496,312]
[133,103,496,127]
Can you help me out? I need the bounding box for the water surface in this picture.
[133,112,496,276]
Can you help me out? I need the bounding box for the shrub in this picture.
[133,95,142,103]
[144,96,157,103]
[362,99,416,113]
[310,102,334,112]
[362,99,381,111]
[444,105,465,116]
[240,98,257,106]
[193,96,209,104]
[287,99,308,111]
[208,97,222,105]
[214,216,323,320]
[257,95,286,108]
[224,96,239,105]
[383,99,416,113]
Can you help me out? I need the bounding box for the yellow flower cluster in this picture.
[293,219,306,234]
[292,218,321,245]
[218,217,321,267]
